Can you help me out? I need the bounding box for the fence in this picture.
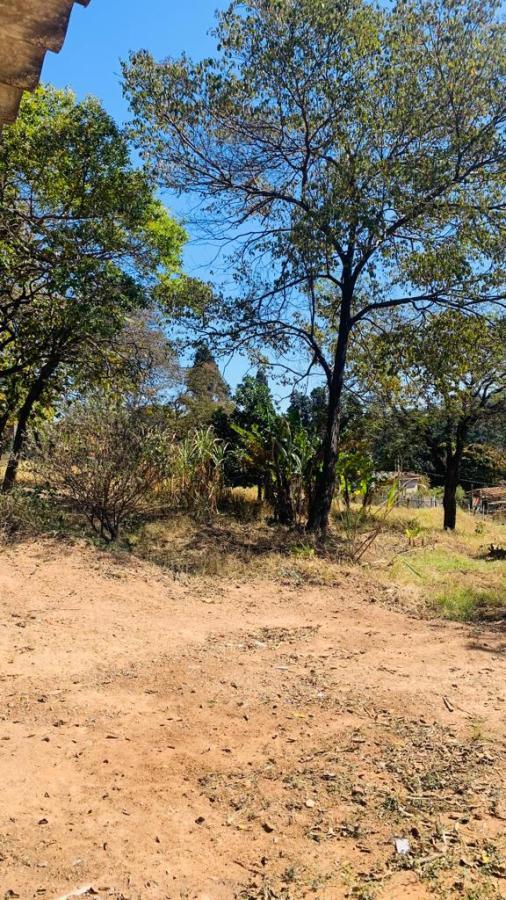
[396,496,442,508]
[373,493,442,508]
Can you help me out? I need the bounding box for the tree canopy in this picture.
[123,0,506,531]
[355,311,506,527]
[180,342,232,426]
[0,85,184,374]
[0,85,186,489]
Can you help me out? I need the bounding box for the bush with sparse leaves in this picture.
[32,398,174,542]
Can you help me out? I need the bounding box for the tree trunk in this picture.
[2,359,58,492]
[272,450,295,525]
[442,422,466,531]
[264,471,274,506]
[443,459,458,530]
[0,382,22,453]
[306,296,351,534]
[0,409,11,452]
[3,408,32,492]
[275,493,295,526]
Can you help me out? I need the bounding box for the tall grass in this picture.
[170,427,226,519]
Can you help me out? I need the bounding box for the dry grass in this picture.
[130,513,348,585]
[0,469,504,623]
[383,504,505,554]
[129,500,505,623]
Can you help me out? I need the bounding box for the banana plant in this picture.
[232,416,319,525]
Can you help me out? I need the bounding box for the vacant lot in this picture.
[0,537,505,900]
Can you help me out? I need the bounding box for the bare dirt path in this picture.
[0,540,504,899]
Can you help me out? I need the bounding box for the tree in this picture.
[212,368,277,496]
[0,86,185,488]
[0,311,180,488]
[234,368,276,431]
[111,313,183,405]
[460,442,506,489]
[288,387,327,439]
[363,405,431,475]
[180,342,231,426]
[356,312,506,530]
[124,0,506,533]
[232,368,277,497]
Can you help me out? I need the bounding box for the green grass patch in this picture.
[434,585,506,622]
[385,539,506,622]
[391,548,481,584]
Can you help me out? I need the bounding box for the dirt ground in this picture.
[0,539,505,900]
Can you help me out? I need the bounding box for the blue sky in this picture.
[42,0,226,125]
[42,0,261,392]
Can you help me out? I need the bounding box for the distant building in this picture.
[371,471,434,506]
[374,471,427,497]
[0,0,91,127]
[398,472,426,496]
[470,484,506,515]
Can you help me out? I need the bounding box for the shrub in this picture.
[232,417,317,526]
[0,487,60,539]
[434,586,506,622]
[335,449,376,510]
[405,518,423,546]
[32,397,174,542]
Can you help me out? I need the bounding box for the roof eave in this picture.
[0,0,91,128]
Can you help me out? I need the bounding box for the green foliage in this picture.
[124,0,506,532]
[355,311,506,529]
[335,449,376,510]
[232,415,318,525]
[363,405,431,476]
[358,313,506,428]
[0,85,185,488]
[1,86,185,365]
[234,369,276,431]
[290,543,316,559]
[125,0,506,319]
[0,487,62,539]
[461,443,506,488]
[171,426,227,518]
[404,519,423,546]
[287,387,327,439]
[180,344,232,428]
[455,485,466,504]
[213,369,278,491]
